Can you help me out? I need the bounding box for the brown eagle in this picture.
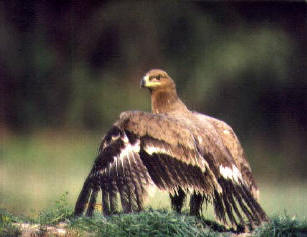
[74,69,268,229]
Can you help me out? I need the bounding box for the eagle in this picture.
[74,69,268,230]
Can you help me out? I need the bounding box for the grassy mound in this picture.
[71,210,226,237]
[1,193,307,236]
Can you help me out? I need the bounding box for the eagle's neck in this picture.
[151,88,189,114]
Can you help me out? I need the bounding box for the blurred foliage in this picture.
[0,1,306,184]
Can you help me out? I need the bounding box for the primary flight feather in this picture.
[74,69,268,230]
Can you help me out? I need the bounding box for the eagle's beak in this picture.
[140,76,148,88]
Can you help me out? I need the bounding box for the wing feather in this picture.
[192,111,259,199]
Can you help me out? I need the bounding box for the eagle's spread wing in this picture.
[74,124,152,216]
[74,111,268,227]
[192,111,259,200]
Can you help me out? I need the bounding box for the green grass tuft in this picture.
[36,192,73,226]
[0,209,21,237]
[254,214,307,237]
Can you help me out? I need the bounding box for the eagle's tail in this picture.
[213,179,269,230]
[74,176,95,216]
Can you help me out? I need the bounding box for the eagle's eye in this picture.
[156,75,161,80]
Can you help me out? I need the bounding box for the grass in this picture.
[1,193,307,236]
[0,210,21,237]
[70,209,224,237]
[254,215,307,237]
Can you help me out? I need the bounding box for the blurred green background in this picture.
[1,1,306,219]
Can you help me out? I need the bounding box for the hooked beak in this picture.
[140,76,148,88]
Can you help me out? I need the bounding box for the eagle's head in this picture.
[140,69,175,91]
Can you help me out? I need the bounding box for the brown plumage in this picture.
[74,69,268,230]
